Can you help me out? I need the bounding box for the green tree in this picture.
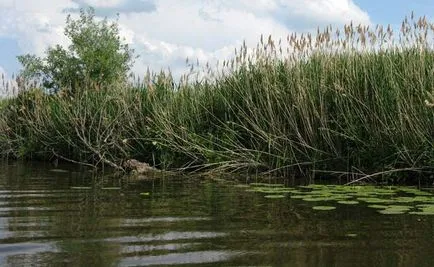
[18,8,134,93]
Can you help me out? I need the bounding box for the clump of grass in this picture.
[1,14,434,181]
[145,14,434,179]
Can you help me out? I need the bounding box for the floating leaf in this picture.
[392,197,417,203]
[409,211,434,215]
[312,206,336,211]
[378,209,406,215]
[386,205,412,211]
[264,194,285,199]
[302,197,327,202]
[368,204,388,209]
[346,233,358,237]
[357,197,391,204]
[290,195,307,199]
[250,183,284,188]
[338,200,360,205]
[416,204,434,208]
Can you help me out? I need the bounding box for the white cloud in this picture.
[0,0,75,55]
[83,0,124,7]
[0,0,371,80]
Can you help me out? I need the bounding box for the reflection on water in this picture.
[0,162,434,266]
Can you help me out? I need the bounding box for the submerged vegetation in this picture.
[0,9,433,182]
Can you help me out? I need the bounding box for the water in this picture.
[0,162,434,266]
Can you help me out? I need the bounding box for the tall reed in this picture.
[1,14,433,180]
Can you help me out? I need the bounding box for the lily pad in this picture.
[290,195,306,199]
[409,211,434,215]
[346,233,358,237]
[302,197,332,202]
[337,200,360,205]
[299,184,329,189]
[378,209,406,215]
[416,204,434,208]
[357,197,391,204]
[368,204,388,209]
[250,183,284,188]
[312,206,336,211]
[413,196,432,202]
[386,205,412,211]
[392,197,417,203]
[264,194,286,199]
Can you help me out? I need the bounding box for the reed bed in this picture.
[1,14,433,181]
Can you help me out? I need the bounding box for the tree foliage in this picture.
[18,8,134,93]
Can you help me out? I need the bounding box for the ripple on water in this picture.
[119,250,239,266]
[121,217,211,225]
[104,231,227,243]
[121,242,200,254]
[0,242,57,266]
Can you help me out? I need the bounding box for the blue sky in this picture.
[1,0,433,94]
[354,0,434,26]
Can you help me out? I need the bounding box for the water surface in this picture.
[0,162,434,266]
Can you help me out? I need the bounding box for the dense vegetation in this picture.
[0,9,433,182]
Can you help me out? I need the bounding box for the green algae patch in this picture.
[338,200,360,205]
[264,194,286,199]
[312,206,336,211]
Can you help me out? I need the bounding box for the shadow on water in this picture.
[0,162,434,266]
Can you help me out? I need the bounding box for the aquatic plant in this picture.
[264,194,286,199]
[312,206,336,211]
[0,12,433,180]
[337,200,360,205]
[245,183,434,215]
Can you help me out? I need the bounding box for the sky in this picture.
[1,0,434,95]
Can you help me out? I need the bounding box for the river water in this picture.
[0,162,434,266]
